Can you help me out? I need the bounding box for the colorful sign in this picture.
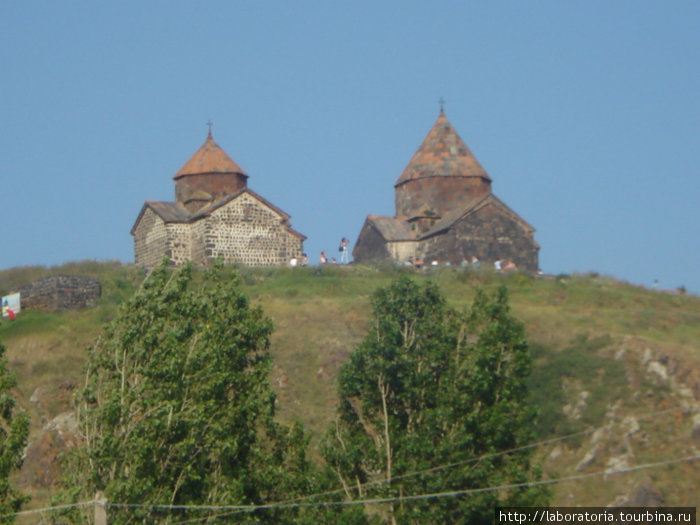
[1,293,20,319]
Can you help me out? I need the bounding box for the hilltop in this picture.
[1,261,699,512]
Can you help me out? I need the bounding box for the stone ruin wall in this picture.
[17,275,101,311]
[133,208,168,269]
[203,194,303,266]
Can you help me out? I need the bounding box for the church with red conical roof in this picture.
[353,110,539,271]
[131,130,305,268]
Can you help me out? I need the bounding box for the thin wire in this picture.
[1,406,685,522]
[211,405,685,513]
[108,503,251,511]
[112,427,601,514]
[281,406,684,504]
[335,454,700,507]
[110,427,599,516]
[167,452,700,524]
[168,406,691,523]
[0,501,92,520]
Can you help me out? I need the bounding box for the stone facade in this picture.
[354,110,539,270]
[132,208,169,269]
[395,175,490,219]
[199,192,303,266]
[17,275,101,311]
[132,131,305,268]
[418,197,539,272]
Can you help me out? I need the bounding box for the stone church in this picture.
[353,110,539,271]
[131,130,305,268]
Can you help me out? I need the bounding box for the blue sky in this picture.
[2,2,698,293]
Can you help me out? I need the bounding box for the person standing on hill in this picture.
[339,237,350,264]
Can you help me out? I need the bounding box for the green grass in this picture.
[0,310,67,339]
[239,263,396,301]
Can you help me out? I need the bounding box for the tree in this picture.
[0,329,30,524]
[60,261,325,524]
[322,276,548,524]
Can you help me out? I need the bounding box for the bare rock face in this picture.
[22,412,80,488]
[691,413,700,442]
[563,390,591,420]
[28,381,75,414]
[576,443,603,471]
[605,453,631,475]
[611,476,665,507]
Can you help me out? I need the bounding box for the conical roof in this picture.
[395,110,490,186]
[173,131,247,179]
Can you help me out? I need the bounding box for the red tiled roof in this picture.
[395,110,490,186]
[173,132,247,180]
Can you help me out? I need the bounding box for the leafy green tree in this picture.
[60,261,331,524]
[322,277,548,524]
[0,329,30,524]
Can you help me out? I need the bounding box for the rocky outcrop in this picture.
[610,476,665,507]
[21,412,80,488]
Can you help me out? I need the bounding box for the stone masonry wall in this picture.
[175,173,246,209]
[17,275,101,311]
[133,208,168,268]
[388,241,419,262]
[395,176,490,219]
[419,203,539,271]
[353,223,391,263]
[203,193,303,266]
[166,223,192,266]
[135,195,304,268]
[188,219,207,266]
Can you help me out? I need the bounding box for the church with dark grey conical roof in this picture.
[131,130,305,268]
[353,110,539,271]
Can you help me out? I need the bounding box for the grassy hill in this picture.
[1,261,699,512]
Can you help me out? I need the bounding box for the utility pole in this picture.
[94,492,108,525]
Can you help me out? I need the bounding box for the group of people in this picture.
[401,254,520,272]
[320,237,350,265]
[460,255,482,269]
[290,238,351,268]
[493,258,518,272]
[291,241,523,273]
[288,253,309,268]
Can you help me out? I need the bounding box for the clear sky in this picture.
[2,2,698,294]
